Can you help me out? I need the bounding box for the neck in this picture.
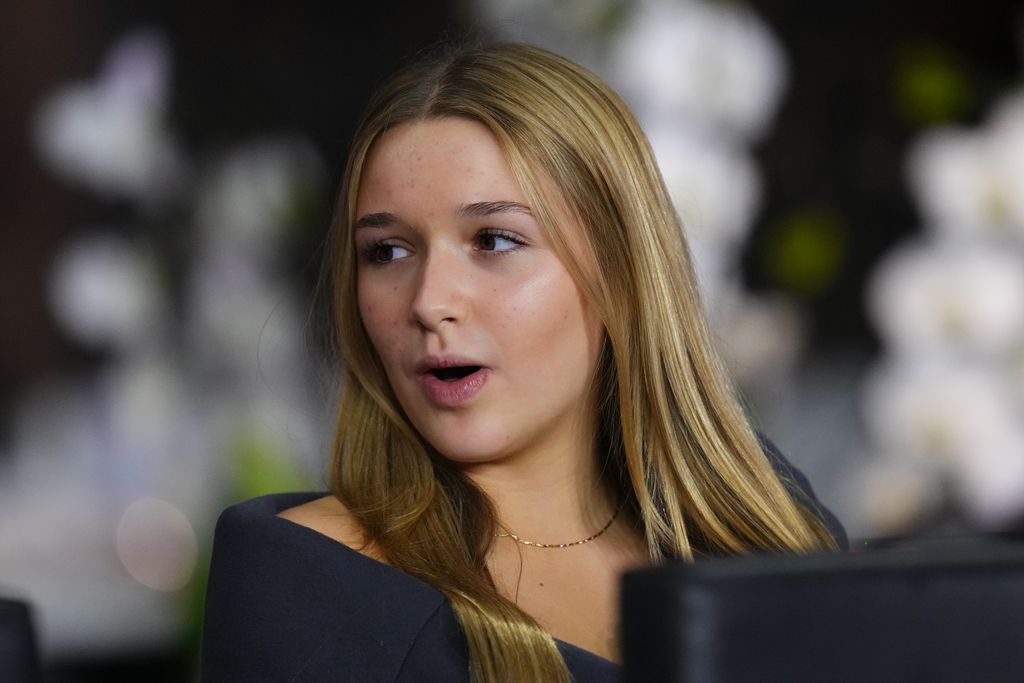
[457,430,617,547]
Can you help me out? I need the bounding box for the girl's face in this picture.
[354,117,605,468]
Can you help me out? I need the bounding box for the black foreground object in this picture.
[0,597,41,683]
[621,541,1024,683]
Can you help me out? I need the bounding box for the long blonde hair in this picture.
[325,41,837,682]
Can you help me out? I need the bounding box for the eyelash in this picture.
[358,229,527,265]
[359,241,405,265]
[474,229,527,254]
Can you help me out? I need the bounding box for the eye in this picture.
[475,229,526,253]
[361,241,411,265]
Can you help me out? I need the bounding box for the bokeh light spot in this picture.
[762,207,846,297]
[116,497,198,592]
[894,42,973,125]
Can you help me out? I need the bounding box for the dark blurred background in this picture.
[0,1,467,414]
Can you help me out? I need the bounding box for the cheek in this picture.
[357,283,400,359]
[504,266,563,318]
[508,271,597,362]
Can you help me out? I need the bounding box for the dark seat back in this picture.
[0,597,41,683]
[622,541,1024,683]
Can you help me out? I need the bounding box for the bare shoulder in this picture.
[277,495,387,563]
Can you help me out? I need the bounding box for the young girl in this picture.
[200,41,844,683]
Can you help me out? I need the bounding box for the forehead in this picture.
[356,117,527,209]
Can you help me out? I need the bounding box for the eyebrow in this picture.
[353,212,398,230]
[353,201,532,231]
[456,201,532,218]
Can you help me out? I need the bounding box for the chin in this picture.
[397,400,503,462]
[427,437,509,467]
[414,422,514,467]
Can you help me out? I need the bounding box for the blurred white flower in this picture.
[986,90,1024,232]
[949,432,1024,527]
[867,238,1024,357]
[49,232,166,350]
[195,138,323,263]
[647,123,761,261]
[862,359,1022,463]
[1011,342,1024,396]
[612,0,788,141]
[906,94,1024,237]
[862,352,1024,527]
[907,128,998,232]
[33,28,186,201]
[869,59,1024,532]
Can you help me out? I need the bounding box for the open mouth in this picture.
[429,366,482,382]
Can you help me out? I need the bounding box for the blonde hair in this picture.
[325,41,837,682]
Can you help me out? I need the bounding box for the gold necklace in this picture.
[494,500,623,549]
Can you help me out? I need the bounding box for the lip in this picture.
[415,355,490,408]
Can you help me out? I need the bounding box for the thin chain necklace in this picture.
[494,500,623,549]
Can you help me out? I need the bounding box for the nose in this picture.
[409,247,469,332]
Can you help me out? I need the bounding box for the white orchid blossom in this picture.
[33,28,186,201]
[647,122,762,251]
[612,0,788,141]
[49,232,166,350]
[867,72,1024,532]
[986,90,1024,233]
[867,237,1024,357]
[950,431,1024,527]
[862,359,1022,465]
[906,91,1024,237]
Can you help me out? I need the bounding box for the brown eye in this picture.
[362,242,410,264]
[475,230,524,253]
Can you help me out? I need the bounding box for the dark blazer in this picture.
[200,492,620,682]
[200,452,845,682]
